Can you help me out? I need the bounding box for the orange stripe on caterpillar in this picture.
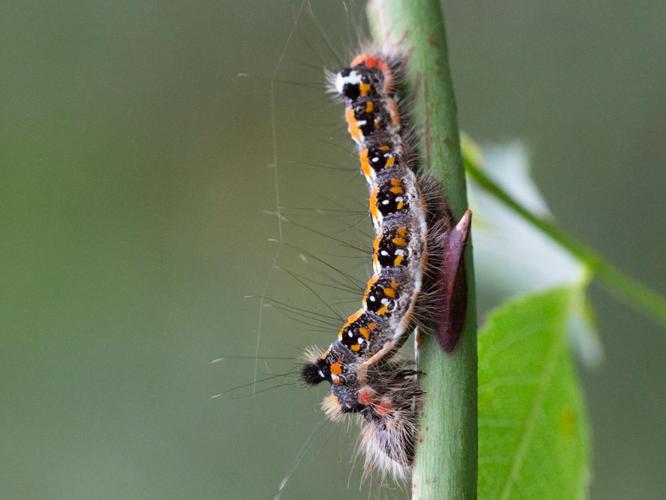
[360,148,373,178]
[368,187,380,224]
[345,106,363,142]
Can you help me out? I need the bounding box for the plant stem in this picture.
[462,142,666,328]
[367,1,477,499]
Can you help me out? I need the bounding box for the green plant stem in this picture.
[462,149,666,327]
[367,1,477,499]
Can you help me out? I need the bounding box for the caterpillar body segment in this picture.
[345,96,401,142]
[359,139,402,184]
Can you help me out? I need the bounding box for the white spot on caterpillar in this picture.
[335,70,363,94]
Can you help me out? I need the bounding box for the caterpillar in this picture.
[299,51,472,479]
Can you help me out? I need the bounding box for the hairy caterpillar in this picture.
[299,50,471,479]
[217,6,473,492]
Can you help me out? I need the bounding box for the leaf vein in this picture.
[498,325,563,500]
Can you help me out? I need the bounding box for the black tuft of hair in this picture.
[301,363,324,385]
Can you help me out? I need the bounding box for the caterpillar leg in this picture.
[436,209,472,353]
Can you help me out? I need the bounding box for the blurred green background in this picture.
[2,1,664,499]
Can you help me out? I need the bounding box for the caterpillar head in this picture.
[300,345,353,386]
[300,357,330,386]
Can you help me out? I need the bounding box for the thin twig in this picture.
[368,1,478,498]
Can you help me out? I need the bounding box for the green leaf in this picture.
[478,287,590,500]
[464,137,603,367]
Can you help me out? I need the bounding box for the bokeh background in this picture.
[2,0,665,499]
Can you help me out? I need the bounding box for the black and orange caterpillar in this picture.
[301,52,471,478]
